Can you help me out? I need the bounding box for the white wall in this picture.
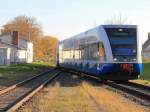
[143,52,150,58]
[7,48,11,65]
[27,42,33,63]
[18,39,33,63]
[0,48,10,65]
[10,47,17,63]
[17,50,27,62]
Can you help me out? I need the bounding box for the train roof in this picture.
[60,25,137,43]
[102,25,137,28]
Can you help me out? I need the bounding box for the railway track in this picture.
[0,68,54,95]
[62,68,150,106]
[0,68,60,112]
[18,71,105,112]
[104,81,150,106]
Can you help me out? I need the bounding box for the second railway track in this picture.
[1,67,149,111]
[104,81,150,106]
[0,68,60,112]
[62,68,150,106]
[15,69,149,112]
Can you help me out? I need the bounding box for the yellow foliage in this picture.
[1,15,58,63]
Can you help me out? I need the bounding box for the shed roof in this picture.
[0,34,30,42]
[0,42,8,48]
[143,39,150,50]
[0,41,27,51]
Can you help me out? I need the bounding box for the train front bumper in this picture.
[98,63,142,80]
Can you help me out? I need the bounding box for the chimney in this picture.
[12,31,19,47]
[148,33,150,40]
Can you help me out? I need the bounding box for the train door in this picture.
[98,43,106,61]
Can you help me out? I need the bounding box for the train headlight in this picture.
[133,58,136,61]
[133,49,136,53]
[118,28,123,31]
[113,58,117,61]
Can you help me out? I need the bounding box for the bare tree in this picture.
[1,15,43,42]
[104,13,127,25]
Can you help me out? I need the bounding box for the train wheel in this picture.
[81,73,85,77]
[114,80,129,84]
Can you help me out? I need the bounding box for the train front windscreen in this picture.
[105,28,137,62]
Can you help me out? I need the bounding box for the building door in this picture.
[0,48,6,65]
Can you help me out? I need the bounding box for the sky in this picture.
[0,0,150,44]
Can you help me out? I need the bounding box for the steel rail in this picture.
[0,69,60,112]
[62,68,150,105]
[0,68,56,95]
[6,71,60,112]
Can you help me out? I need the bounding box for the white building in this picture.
[143,33,150,61]
[0,31,33,65]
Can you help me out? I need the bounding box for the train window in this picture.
[105,28,136,38]
[79,45,84,60]
[105,28,137,61]
[80,45,89,60]
[61,42,106,61]
[70,50,73,59]
[80,43,105,61]
[88,44,98,60]
[74,49,80,60]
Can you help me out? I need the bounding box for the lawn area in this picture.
[132,63,150,86]
[0,63,53,88]
[140,63,150,81]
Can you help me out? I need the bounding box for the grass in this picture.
[21,79,99,112]
[32,61,56,67]
[82,82,147,112]
[21,82,147,112]
[131,62,150,86]
[140,63,150,81]
[0,63,52,88]
[19,73,148,112]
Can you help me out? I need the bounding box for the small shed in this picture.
[0,31,33,65]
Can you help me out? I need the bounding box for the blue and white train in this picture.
[57,25,142,81]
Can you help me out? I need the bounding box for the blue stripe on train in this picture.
[137,63,142,75]
[61,62,142,76]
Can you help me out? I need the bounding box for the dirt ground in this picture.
[18,72,149,112]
